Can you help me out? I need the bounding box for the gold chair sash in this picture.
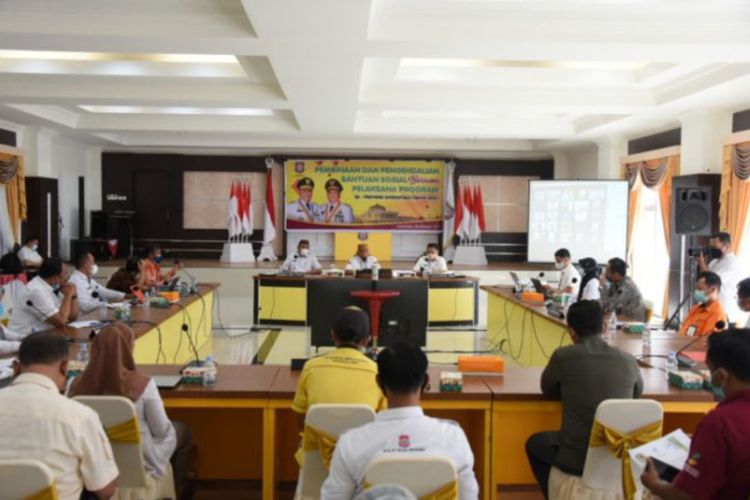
[589,419,663,500]
[105,416,141,444]
[363,479,458,500]
[295,425,338,470]
[23,484,58,500]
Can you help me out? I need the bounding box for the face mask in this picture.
[52,284,61,293]
[709,247,723,260]
[90,264,99,276]
[693,290,708,305]
[554,261,566,270]
[31,244,38,251]
[154,255,163,264]
[299,248,309,257]
[426,253,437,261]
[0,303,5,317]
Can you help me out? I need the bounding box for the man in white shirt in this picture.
[17,235,43,267]
[0,332,119,499]
[321,343,479,500]
[551,248,581,297]
[413,243,448,275]
[9,257,79,336]
[280,239,322,274]
[320,179,355,224]
[698,232,745,325]
[345,244,379,272]
[286,177,320,223]
[70,252,126,313]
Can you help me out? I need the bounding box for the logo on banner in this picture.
[357,232,369,241]
[295,162,305,174]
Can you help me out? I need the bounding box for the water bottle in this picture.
[667,351,679,377]
[202,355,217,387]
[372,265,379,281]
[642,326,652,349]
[607,310,617,335]
[77,342,90,367]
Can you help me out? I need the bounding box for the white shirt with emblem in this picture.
[280,253,322,274]
[0,373,119,499]
[8,275,62,336]
[558,263,582,296]
[321,406,479,500]
[708,252,746,324]
[413,255,448,274]
[346,255,379,271]
[18,245,43,265]
[69,269,126,314]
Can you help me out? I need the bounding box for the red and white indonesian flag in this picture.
[263,166,276,246]
[241,181,253,236]
[227,181,241,239]
[442,161,457,257]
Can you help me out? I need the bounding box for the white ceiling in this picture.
[1,0,750,155]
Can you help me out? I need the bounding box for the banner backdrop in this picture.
[284,159,444,232]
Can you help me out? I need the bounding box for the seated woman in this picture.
[68,323,193,498]
[106,256,147,295]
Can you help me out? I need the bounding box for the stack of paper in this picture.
[629,429,691,489]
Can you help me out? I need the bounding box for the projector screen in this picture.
[527,180,629,263]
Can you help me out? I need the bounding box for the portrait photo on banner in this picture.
[284,159,444,232]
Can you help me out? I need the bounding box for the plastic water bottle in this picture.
[607,310,617,335]
[202,356,217,387]
[77,342,90,367]
[642,327,652,350]
[667,351,679,377]
[372,265,379,281]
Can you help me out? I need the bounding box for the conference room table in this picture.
[14,283,219,365]
[143,360,716,500]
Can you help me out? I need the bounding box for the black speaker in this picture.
[674,186,713,235]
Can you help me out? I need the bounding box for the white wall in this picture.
[554,143,599,180]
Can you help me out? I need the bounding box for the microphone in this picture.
[571,278,578,284]
[676,320,725,368]
[181,323,202,369]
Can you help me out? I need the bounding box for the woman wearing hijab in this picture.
[106,256,146,295]
[69,323,193,499]
[578,257,602,302]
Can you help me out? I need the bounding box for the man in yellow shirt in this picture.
[679,272,727,337]
[293,306,385,414]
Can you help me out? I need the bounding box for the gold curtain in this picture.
[720,142,750,254]
[0,151,27,242]
[622,154,680,318]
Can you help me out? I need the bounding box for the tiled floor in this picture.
[201,327,491,367]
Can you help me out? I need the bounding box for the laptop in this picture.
[530,278,551,297]
[509,272,522,288]
[153,375,182,389]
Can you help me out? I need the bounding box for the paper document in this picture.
[0,358,15,380]
[629,429,691,487]
[67,320,107,328]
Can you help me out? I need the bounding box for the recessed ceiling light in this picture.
[400,58,647,71]
[78,105,274,116]
[0,50,237,64]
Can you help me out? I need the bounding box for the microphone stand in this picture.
[663,292,692,331]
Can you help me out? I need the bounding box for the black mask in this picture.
[709,247,723,260]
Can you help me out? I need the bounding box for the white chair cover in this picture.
[364,455,457,498]
[0,458,56,498]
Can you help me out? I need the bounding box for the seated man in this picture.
[525,300,643,498]
[679,272,726,337]
[0,332,119,499]
[601,257,647,321]
[413,243,448,275]
[551,248,581,297]
[141,246,182,288]
[322,343,479,500]
[642,328,750,499]
[0,285,22,354]
[280,239,322,274]
[345,244,379,272]
[9,257,79,336]
[17,235,43,268]
[70,252,127,313]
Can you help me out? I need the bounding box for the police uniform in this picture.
[321,406,479,500]
[280,252,322,274]
[321,179,355,224]
[285,177,320,222]
[346,254,379,271]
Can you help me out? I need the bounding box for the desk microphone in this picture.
[181,323,203,369]
[676,320,725,368]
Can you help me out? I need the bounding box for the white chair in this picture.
[364,455,458,498]
[297,404,376,500]
[0,458,57,499]
[549,399,663,500]
[74,395,176,500]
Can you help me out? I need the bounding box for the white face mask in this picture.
[31,244,39,251]
[426,253,437,261]
[90,264,99,276]
[554,261,566,270]
[299,248,309,257]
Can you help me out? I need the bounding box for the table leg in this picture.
[484,408,494,500]
[263,407,276,500]
[369,300,383,341]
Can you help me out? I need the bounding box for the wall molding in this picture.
[621,145,681,164]
[724,130,750,146]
